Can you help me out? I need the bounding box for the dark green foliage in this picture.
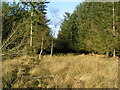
[2,2,51,58]
[115,2,120,56]
[58,2,120,56]
[2,2,120,57]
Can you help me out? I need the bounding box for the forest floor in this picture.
[2,54,118,88]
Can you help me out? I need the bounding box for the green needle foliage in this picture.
[2,1,51,59]
[58,2,120,56]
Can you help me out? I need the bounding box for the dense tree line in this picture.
[57,2,120,57]
[2,2,120,59]
[2,1,51,59]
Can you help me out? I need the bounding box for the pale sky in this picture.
[46,2,82,38]
[2,0,82,38]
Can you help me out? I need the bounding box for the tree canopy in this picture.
[58,2,120,56]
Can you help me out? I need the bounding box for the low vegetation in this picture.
[2,54,118,88]
[2,2,119,89]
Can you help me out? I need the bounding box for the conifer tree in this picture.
[2,1,51,58]
[58,2,120,56]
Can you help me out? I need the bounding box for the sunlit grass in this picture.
[2,54,118,88]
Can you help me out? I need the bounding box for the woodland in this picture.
[1,1,120,88]
[2,2,120,59]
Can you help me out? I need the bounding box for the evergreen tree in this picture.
[2,1,51,58]
[58,2,120,56]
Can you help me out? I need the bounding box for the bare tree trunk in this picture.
[113,2,116,57]
[39,37,44,59]
[49,9,59,57]
[50,39,53,57]
[92,51,94,55]
[2,28,18,49]
[106,52,109,57]
[113,49,116,57]
[30,11,33,46]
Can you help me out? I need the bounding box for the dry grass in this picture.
[2,54,118,88]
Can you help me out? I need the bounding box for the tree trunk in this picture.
[113,2,115,36]
[30,11,33,46]
[39,37,44,59]
[92,51,94,55]
[106,52,109,57]
[50,39,53,57]
[112,2,116,57]
[113,49,116,57]
[2,28,18,49]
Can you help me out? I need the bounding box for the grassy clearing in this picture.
[2,54,118,88]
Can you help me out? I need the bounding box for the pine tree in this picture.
[58,2,120,56]
[2,1,51,58]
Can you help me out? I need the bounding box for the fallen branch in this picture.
[21,75,54,79]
